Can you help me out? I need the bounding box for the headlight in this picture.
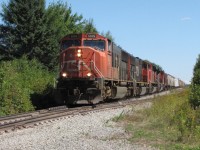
[62,73,67,77]
[77,53,81,57]
[77,49,82,57]
[87,72,92,77]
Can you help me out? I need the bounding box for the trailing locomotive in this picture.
[54,33,185,105]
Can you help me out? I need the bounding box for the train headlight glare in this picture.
[62,73,67,77]
[77,49,82,57]
[77,53,81,57]
[87,72,92,77]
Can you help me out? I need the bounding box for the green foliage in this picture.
[192,69,200,85]
[0,57,54,116]
[0,0,59,70]
[194,54,200,73]
[101,31,115,41]
[189,84,200,109]
[149,90,200,143]
[189,54,200,108]
[173,102,198,142]
[45,2,85,38]
[118,89,200,149]
[46,2,111,37]
[1,0,45,56]
[83,19,98,33]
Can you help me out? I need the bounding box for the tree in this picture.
[0,25,14,60]
[101,30,115,41]
[0,0,58,70]
[189,54,200,109]
[45,2,85,38]
[1,0,45,56]
[193,54,200,74]
[83,19,98,33]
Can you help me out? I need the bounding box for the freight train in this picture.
[54,33,185,105]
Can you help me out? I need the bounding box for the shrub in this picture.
[173,101,198,142]
[0,57,54,116]
[189,84,200,109]
[189,54,200,108]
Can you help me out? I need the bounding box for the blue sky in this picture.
[1,0,200,83]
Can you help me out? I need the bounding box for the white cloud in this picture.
[181,17,192,21]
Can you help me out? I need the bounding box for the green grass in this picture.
[115,89,200,150]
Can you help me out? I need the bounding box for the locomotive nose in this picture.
[60,47,95,78]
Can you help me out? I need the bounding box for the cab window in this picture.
[61,40,80,50]
[83,40,105,51]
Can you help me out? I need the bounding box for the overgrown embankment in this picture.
[115,89,200,150]
[0,57,54,116]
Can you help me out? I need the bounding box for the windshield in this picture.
[83,40,105,51]
[61,40,80,50]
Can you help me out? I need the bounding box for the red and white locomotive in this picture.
[54,33,184,105]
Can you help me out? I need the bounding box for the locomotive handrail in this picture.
[93,53,104,78]
[90,60,104,78]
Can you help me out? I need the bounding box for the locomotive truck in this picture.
[54,33,184,105]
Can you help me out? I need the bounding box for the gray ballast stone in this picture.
[0,104,156,150]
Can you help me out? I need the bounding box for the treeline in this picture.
[0,0,113,115]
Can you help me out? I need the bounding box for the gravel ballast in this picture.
[0,103,156,150]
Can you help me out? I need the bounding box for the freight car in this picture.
[54,33,184,105]
[175,78,185,88]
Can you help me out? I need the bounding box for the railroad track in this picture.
[0,102,125,134]
[0,90,171,134]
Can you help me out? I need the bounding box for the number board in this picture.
[70,34,78,38]
[87,34,96,38]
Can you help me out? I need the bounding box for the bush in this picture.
[189,54,200,109]
[0,57,54,116]
[189,84,200,109]
[173,101,198,142]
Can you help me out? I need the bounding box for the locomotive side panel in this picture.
[118,50,135,81]
[120,61,128,81]
[112,43,121,80]
[135,57,142,82]
[130,56,136,80]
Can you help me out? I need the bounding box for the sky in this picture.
[1,0,200,84]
